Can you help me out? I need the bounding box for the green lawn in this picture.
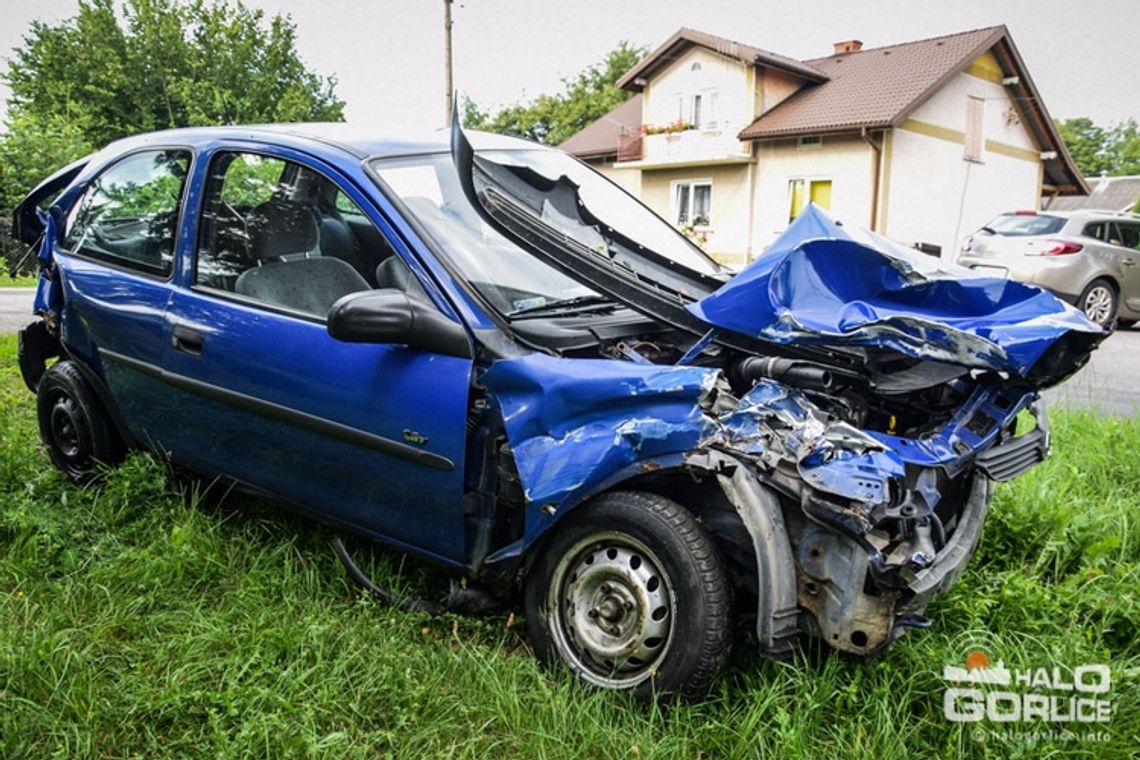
[1,333,1136,758]
[0,272,37,287]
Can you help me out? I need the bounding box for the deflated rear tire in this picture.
[524,490,732,701]
[36,360,124,482]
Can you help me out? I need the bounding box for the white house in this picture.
[560,26,1087,265]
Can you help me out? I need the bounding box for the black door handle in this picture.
[172,324,205,356]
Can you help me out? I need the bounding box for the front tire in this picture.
[36,360,124,482]
[524,491,732,701]
[1078,278,1117,327]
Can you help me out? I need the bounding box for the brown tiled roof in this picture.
[736,25,1085,194]
[616,27,827,92]
[558,94,641,159]
[738,27,1004,139]
[561,26,1086,193]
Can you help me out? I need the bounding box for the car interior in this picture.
[196,152,426,317]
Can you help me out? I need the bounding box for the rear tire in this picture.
[36,360,124,482]
[524,491,732,701]
[1078,278,1117,327]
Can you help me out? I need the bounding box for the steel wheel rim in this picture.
[546,531,675,689]
[50,395,84,461]
[1083,286,1113,325]
[48,393,91,476]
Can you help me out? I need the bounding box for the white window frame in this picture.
[671,179,713,228]
[697,89,718,130]
[796,135,823,150]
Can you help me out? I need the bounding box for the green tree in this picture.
[1055,116,1140,178]
[1,0,344,272]
[465,41,645,146]
[1106,118,1140,177]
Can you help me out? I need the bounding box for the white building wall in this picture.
[640,47,752,164]
[751,136,873,252]
[640,164,752,264]
[588,160,642,197]
[884,69,1043,257]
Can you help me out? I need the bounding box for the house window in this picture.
[788,178,832,221]
[673,91,717,128]
[964,96,985,162]
[675,181,712,226]
[796,135,823,149]
[698,89,717,128]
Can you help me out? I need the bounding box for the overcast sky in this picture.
[1,0,1137,134]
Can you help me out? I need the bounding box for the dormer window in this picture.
[676,89,718,129]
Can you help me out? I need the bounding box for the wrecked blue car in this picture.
[15,123,1102,700]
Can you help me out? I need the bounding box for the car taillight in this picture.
[1041,240,1082,255]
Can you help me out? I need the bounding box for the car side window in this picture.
[195,151,405,318]
[1081,221,1106,241]
[1116,223,1140,250]
[63,149,191,276]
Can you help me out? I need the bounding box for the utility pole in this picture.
[444,0,454,125]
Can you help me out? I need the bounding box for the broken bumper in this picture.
[795,401,1049,656]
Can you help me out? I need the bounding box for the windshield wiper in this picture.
[507,294,617,318]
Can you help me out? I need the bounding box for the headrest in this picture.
[248,200,318,260]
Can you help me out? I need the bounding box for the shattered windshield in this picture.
[372,153,599,315]
[372,148,721,317]
[475,149,720,277]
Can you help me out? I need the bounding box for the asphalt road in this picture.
[0,285,1136,414]
[0,287,35,336]
[1043,326,1140,416]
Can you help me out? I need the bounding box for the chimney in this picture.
[833,39,863,55]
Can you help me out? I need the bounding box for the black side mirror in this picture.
[327,289,472,358]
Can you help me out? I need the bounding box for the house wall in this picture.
[640,164,753,265]
[586,158,642,196]
[757,68,803,115]
[750,135,874,251]
[883,61,1043,257]
[639,47,753,165]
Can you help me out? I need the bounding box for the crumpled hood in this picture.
[688,205,1104,380]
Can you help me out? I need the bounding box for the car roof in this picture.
[1001,209,1140,222]
[97,123,545,161]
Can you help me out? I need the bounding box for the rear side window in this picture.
[63,150,191,276]
[1081,222,1106,241]
[984,214,1065,237]
[1108,222,1140,250]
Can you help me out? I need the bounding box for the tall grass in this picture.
[1,332,1136,758]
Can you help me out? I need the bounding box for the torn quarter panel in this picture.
[689,205,1103,384]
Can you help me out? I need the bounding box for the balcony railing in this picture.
[617,131,643,162]
[617,126,750,166]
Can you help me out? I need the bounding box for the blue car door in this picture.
[160,146,473,564]
[52,148,192,441]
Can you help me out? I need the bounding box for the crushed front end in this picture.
[706,376,1050,655]
[453,136,1105,660]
